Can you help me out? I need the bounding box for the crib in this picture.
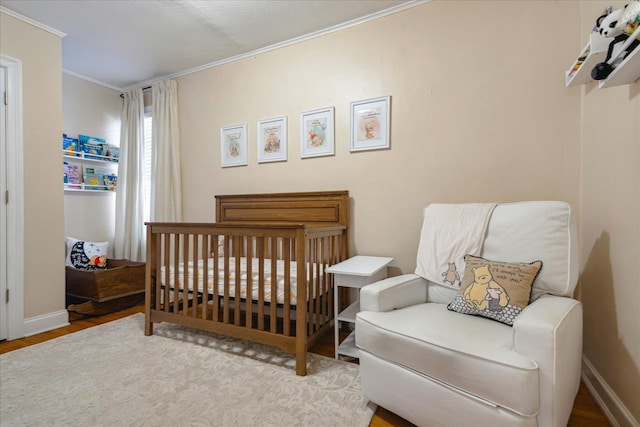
[144,190,349,375]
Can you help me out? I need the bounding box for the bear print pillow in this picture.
[447,254,542,326]
[65,237,108,270]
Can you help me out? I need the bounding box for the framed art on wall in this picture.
[300,106,334,158]
[220,124,248,167]
[350,95,391,152]
[257,116,287,163]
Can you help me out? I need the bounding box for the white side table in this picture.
[326,255,393,359]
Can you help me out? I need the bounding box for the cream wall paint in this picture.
[578,3,640,424]
[62,74,121,256]
[0,12,65,319]
[177,0,581,276]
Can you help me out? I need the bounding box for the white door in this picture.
[0,64,8,341]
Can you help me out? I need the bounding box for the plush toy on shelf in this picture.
[591,2,640,80]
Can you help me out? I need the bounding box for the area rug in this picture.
[0,314,375,426]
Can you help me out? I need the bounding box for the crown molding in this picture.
[123,0,430,91]
[0,6,66,38]
[62,69,124,92]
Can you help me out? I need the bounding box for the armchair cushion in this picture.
[447,255,542,326]
[356,303,539,417]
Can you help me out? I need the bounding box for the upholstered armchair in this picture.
[356,202,582,427]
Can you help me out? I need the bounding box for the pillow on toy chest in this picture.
[447,254,542,326]
[65,237,108,270]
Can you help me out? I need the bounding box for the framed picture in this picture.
[220,124,248,167]
[350,95,391,152]
[300,106,335,158]
[257,116,287,163]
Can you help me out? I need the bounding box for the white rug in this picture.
[0,314,375,426]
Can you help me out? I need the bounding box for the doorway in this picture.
[0,54,25,341]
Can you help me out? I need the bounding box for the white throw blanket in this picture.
[415,203,497,289]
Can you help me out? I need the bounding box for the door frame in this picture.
[1,54,25,340]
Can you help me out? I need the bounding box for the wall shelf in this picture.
[63,152,118,163]
[566,33,609,87]
[63,150,118,193]
[567,27,640,88]
[599,26,640,88]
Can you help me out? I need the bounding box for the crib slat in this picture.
[202,235,209,320]
[245,238,253,329]
[270,237,277,334]
[163,234,170,312]
[234,235,241,326]
[257,237,265,331]
[283,237,291,336]
[173,234,180,314]
[192,234,198,317]
[307,237,314,336]
[213,236,219,321]
[223,236,230,324]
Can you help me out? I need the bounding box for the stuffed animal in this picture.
[592,5,640,80]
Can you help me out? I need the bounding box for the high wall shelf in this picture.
[566,33,610,87]
[63,151,118,193]
[599,27,640,88]
[566,27,640,88]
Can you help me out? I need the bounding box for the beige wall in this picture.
[0,12,65,318]
[63,74,121,256]
[577,1,640,423]
[178,0,581,274]
[177,0,639,423]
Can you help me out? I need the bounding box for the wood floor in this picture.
[0,306,611,427]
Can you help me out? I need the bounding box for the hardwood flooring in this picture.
[0,306,611,427]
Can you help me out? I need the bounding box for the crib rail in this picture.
[144,222,345,375]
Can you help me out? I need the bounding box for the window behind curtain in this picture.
[143,114,152,222]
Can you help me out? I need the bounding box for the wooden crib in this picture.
[144,190,349,375]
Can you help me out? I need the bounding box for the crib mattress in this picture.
[160,257,323,306]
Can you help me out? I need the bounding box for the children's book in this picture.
[103,174,118,191]
[83,166,112,190]
[63,134,79,156]
[102,144,119,162]
[63,161,82,189]
[79,135,106,160]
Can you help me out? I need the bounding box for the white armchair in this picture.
[356,202,582,427]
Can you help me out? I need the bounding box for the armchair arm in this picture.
[360,274,428,312]
[513,294,583,427]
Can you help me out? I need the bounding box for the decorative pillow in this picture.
[447,254,542,326]
[65,237,108,270]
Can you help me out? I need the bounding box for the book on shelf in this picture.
[104,174,117,191]
[62,134,79,156]
[77,134,119,162]
[63,161,82,189]
[83,166,116,191]
[79,134,106,160]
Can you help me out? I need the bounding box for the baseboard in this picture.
[23,310,70,337]
[582,356,639,427]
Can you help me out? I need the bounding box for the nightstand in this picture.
[326,255,393,359]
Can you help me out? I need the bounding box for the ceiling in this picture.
[1,0,418,91]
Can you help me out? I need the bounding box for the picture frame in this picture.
[300,106,335,158]
[220,124,248,167]
[350,95,391,152]
[257,116,287,163]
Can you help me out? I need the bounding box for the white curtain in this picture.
[151,79,182,222]
[114,88,146,261]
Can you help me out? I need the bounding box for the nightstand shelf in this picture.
[326,255,393,360]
